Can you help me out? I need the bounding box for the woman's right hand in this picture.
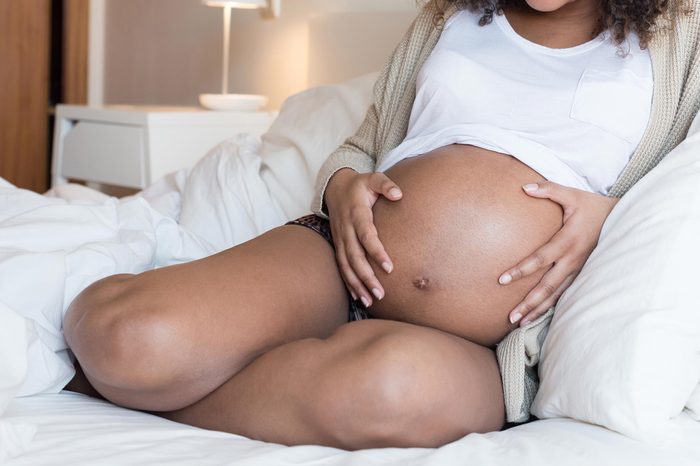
[324,168,403,308]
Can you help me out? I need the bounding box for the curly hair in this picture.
[432,0,692,49]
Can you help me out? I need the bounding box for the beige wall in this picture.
[102,0,418,109]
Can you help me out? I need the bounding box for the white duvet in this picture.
[0,178,209,397]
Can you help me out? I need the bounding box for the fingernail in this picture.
[350,291,358,301]
[382,261,393,273]
[510,312,522,324]
[372,288,384,300]
[521,318,532,327]
[523,184,539,192]
[499,274,512,285]
[361,296,371,308]
[389,188,402,198]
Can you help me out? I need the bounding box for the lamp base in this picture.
[199,93,269,111]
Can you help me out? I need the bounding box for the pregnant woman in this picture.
[64,0,699,450]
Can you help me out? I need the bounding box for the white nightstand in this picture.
[51,105,277,190]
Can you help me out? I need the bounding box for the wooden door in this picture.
[0,0,88,192]
[63,0,89,105]
[0,0,52,192]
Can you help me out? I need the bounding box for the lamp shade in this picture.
[202,0,266,8]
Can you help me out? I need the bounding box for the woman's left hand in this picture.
[499,181,620,327]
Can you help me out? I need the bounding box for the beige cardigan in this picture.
[313,1,700,213]
[312,1,700,422]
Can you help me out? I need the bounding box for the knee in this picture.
[64,274,175,391]
[315,329,505,449]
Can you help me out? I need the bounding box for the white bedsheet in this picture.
[3,392,699,466]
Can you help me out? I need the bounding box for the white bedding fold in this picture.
[178,134,289,251]
[0,421,36,464]
[0,180,214,398]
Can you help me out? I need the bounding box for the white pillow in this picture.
[259,73,377,220]
[532,119,700,441]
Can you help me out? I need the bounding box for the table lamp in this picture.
[199,0,275,111]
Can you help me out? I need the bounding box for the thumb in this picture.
[522,181,578,206]
[368,172,403,201]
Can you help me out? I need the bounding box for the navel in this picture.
[413,277,431,290]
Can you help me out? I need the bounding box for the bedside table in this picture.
[51,105,277,190]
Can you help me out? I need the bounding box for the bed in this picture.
[3,6,700,458]
[1,71,699,466]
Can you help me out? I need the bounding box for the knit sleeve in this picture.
[310,97,381,218]
[607,3,700,198]
[310,2,437,218]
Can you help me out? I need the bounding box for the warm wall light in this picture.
[203,1,265,7]
[199,0,280,111]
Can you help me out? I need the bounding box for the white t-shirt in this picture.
[376,9,654,194]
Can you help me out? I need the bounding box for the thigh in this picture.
[65,225,350,410]
[163,319,505,450]
[124,224,350,355]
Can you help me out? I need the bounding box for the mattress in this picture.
[4,392,699,466]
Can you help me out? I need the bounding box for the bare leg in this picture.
[64,362,104,400]
[64,226,349,411]
[162,319,505,450]
[63,146,561,448]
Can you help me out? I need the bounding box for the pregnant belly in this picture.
[369,145,564,347]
